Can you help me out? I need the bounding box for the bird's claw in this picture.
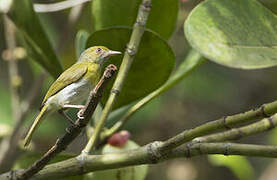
[77,109,85,119]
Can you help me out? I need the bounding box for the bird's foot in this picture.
[77,109,85,119]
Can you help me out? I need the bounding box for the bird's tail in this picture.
[23,105,48,147]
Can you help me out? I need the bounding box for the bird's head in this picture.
[79,46,121,65]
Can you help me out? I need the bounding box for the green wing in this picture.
[41,63,88,106]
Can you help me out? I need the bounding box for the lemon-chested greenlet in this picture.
[23,46,121,147]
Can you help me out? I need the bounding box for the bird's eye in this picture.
[96,48,102,53]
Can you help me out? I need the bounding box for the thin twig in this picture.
[82,0,152,154]
[192,113,277,143]
[33,0,91,13]
[155,105,277,155]
[2,142,277,180]
[16,65,117,180]
[103,50,204,140]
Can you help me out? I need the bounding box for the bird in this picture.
[23,46,121,147]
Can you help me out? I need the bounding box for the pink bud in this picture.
[108,130,131,147]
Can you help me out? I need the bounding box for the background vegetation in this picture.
[1,0,277,179]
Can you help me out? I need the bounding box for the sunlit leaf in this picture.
[185,0,277,69]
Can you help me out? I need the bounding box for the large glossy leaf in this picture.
[185,0,277,69]
[8,0,63,77]
[91,0,178,39]
[86,27,175,109]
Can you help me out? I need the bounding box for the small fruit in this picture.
[85,131,148,180]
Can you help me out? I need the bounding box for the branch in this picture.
[83,0,152,154]
[2,142,277,180]
[103,49,205,140]
[157,103,277,154]
[16,65,117,180]
[192,113,277,143]
[33,0,91,13]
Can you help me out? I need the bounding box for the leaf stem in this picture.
[82,0,152,154]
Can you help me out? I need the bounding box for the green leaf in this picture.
[91,0,178,39]
[208,155,255,180]
[86,27,175,109]
[185,0,277,69]
[8,0,63,78]
[75,30,90,59]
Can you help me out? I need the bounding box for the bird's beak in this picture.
[106,50,122,57]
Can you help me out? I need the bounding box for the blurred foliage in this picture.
[208,155,255,180]
[0,0,277,180]
[0,86,11,125]
[7,0,63,78]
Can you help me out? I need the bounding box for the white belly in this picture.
[45,78,93,109]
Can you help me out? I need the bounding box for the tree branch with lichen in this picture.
[2,104,277,179]
[1,142,277,179]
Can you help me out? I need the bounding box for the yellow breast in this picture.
[84,62,101,86]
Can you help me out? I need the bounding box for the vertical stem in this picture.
[103,50,205,138]
[82,0,152,154]
[4,15,21,123]
[0,15,22,173]
[0,16,45,173]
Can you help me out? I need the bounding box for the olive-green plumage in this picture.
[23,46,121,147]
[41,62,100,107]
